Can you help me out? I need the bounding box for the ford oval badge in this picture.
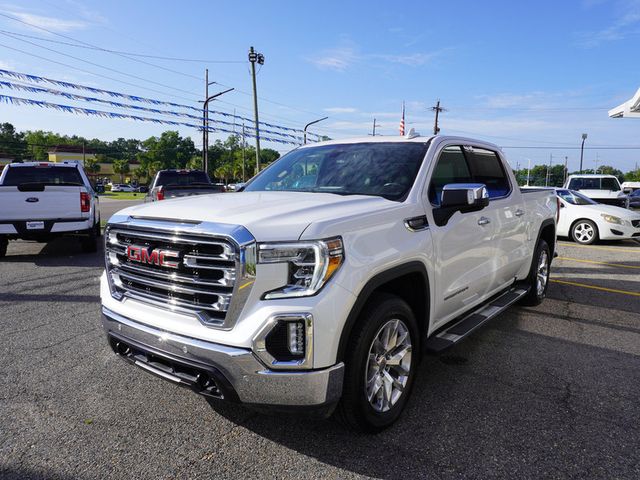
[26,197,39,203]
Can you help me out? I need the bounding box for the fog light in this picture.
[254,314,313,369]
[288,321,305,355]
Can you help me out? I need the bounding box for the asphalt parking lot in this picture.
[1,232,639,479]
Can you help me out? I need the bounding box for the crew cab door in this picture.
[425,144,500,325]
[465,146,529,285]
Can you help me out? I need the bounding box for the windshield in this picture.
[244,142,431,201]
[2,165,83,186]
[568,177,621,191]
[557,189,598,205]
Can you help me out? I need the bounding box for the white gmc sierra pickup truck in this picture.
[101,134,557,432]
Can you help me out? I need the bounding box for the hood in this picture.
[581,203,640,219]
[108,191,399,241]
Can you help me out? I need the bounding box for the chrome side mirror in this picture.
[434,183,489,226]
[440,183,489,209]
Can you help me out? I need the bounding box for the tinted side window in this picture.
[468,147,510,198]
[428,146,472,205]
[601,178,620,191]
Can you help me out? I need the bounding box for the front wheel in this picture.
[336,293,419,433]
[519,239,551,306]
[571,219,598,245]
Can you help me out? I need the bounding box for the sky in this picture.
[0,0,639,172]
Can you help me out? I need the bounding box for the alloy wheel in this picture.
[574,222,595,243]
[536,250,549,296]
[365,319,412,413]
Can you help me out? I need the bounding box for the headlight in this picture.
[601,214,623,225]
[258,237,343,299]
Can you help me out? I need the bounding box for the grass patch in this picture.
[99,192,144,200]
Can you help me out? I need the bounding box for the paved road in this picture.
[0,237,639,479]
[97,197,144,223]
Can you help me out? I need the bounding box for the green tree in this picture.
[0,122,28,160]
[260,148,280,167]
[113,159,130,183]
[84,157,101,175]
[625,168,640,182]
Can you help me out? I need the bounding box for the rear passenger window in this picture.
[468,147,511,198]
[428,146,473,205]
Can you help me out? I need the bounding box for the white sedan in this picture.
[111,184,136,192]
[556,189,640,244]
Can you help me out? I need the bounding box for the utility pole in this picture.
[546,153,553,187]
[248,46,265,175]
[526,158,531,186]
[202,69,209,172]
[564,156,568,185]
[579,133,588,173]
[200,71,234,175]
[241,121,246,182]
[303,116,328,144]
[82,140,86,167]
[369,118,381,136]
[431,100,446,135]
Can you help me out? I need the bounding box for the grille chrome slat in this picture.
[115,269,232,302]
[105,219,256,329]
[108,228,235,259]
[121,286,227,317]
[113,260,235,287]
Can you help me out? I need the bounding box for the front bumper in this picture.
[101,307,344,408]
[601,223,640,240]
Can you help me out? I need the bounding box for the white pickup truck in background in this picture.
[564,174,628,208]
[101,134,557,432]
[0,162,101,257]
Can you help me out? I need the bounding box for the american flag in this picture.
[399,101,405,136]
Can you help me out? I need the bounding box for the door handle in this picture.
[478,216,491,226]
[515,209,525,217]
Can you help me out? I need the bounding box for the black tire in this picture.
[571,219,598,245]
[519,239,551,306]
[80,222,100,253]
[336,293,420,433]
[0,236,7,258]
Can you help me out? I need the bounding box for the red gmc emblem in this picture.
[126,244,180,269]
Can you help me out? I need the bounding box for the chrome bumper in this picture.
[101,307,344,407]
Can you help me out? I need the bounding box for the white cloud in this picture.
[324,107,357,114]
[309,41,448,71]
[0,60,15,70]
[2,8,89,32]
[309,47,357,71]
[575,0,640,47]
[372,52,439,67]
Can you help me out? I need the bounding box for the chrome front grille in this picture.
[104,216,256,329]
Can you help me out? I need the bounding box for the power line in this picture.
[0,31,201,97]
[0,12,210,87]
[0,42,199,103]
[0,69,321,138]
[0,93,304,145]
[0,29,245,63]
[0,11,326,122]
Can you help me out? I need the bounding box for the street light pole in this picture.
[303,116,328,144]
[248,46,264,175]
[200,85,234,175]
[579,133,588,174]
